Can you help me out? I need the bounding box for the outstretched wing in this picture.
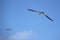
[44,14,53,21]
[28,9,39,12]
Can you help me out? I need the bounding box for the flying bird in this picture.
[5,29,12,30]
[28,9,53,21]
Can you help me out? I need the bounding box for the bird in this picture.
[28,9,53,21]
[5,29,12,30]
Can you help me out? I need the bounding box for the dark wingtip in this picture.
[51,20,54,22]
[27,9,31,11]
[51,19,54,22]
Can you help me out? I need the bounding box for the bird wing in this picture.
[28,9,39,12]
[43,14,53,21]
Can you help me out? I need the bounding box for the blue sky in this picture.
[0,0,60,40]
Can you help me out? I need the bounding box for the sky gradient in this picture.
[0,0,60,40]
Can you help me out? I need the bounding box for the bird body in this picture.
[28,9,53,21]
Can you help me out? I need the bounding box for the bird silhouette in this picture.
[28,9,53,21]
[5,29,12,30]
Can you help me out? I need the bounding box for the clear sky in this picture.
[0,0,60,40]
